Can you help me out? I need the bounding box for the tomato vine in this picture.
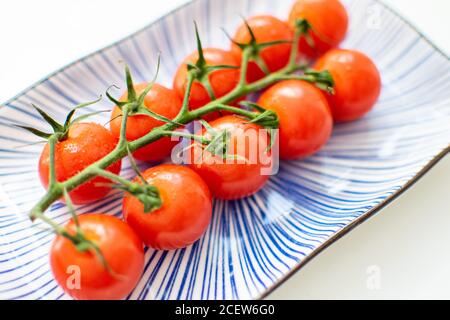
[26,18,334,247]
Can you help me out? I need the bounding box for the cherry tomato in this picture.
[50,214,144,300]
[288,0,348,57]
[173,48,240,119]
[188,115,273,199]
[258,80,333,160]
[314,49,381,122]
[110,83,182,162]
[123,164,212,250]
[39,123,121,205]
[231,15,293,83]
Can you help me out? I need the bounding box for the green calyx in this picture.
[124,148,162,213]
[121,183,162,213]
[59,188,114,273]
[294,18,315,51]
[64,225,116,275]
[193,102,279,159]
[293,17,336,54]
[241,101,279,153]
[16,98,104,141]
[226,17,292,76]
[186,22,239,100]
[294,18,312,35]
[302,69,335,94]
[106,59,180,125]
[276,69,335,94]
[239,101,279,130]
[93,148,163,214]
[196,120,242,161]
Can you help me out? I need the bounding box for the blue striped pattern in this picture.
[0,0,449,300]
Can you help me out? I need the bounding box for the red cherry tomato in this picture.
[188,115,273,199]
[231,15,293,83]
[173,48,240,120]
[39,123,121,205]
[50,214,144,300]
[315,49,381,122]
[123,164,212,250]
[110,83,182,162]
[288,0,348,57]
[258,80,333,160]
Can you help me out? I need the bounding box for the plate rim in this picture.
[260,147,449,299]
[0,0,198,108]
[260,0,450,299]
[0,0,449,300]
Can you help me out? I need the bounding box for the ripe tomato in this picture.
[173,48,240,119]
[188,115,273,199]
[123,164,212,250]
[258,80,333,160]
[231,15,293,83]
[314,49,381,122]
[50,214,144,300]
[39,123,121,204]
[288,0,348,57]
[110,83,182,162]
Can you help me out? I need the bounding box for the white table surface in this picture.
[1,0,449,299]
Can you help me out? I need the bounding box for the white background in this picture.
[0,0,449,299]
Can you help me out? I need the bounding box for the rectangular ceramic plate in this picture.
[0,0,449,300]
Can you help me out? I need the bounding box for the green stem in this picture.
[31,201,83,246]
[177,73,195,118]
[160,130,210,144]
[274,74,319,82]
[288,24,302,68]
[93,167,136,189]
[33,210,66,234]
[211,61,303,107]
[29,28,315,220]
[213,104,259,119]
[117,104,130,148]
[48,135,58,186]
[238,47,251,87]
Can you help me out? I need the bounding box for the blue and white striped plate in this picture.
[0,0,449,300]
